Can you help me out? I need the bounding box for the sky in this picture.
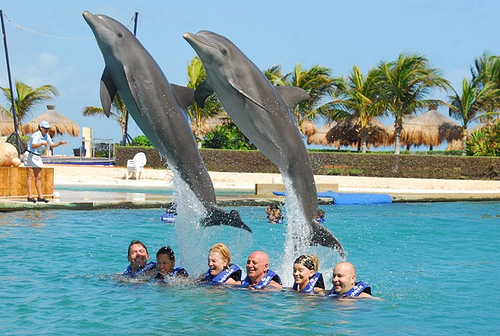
[1,0,500,153]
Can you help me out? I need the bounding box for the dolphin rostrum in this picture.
[184,31,345,256]
[83,12,251,233]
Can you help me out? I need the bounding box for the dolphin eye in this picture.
[117,32,123,38]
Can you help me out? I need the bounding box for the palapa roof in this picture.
[307,121,337,146]
[391,110,462,147]
[0,112,14,136]
[22,105,80,137]
[326,117,390,149]
[299,119,318,137]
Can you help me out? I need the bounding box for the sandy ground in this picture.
[50,164,500,197]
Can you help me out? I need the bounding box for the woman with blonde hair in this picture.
[202,243,242,284]
[292,254,325,294]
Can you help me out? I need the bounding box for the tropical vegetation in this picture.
[0,80,59,135]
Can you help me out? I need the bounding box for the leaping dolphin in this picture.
[83,12,251,233]
[184,31,345,256]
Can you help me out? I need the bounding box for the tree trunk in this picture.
[462,128,467,156]
[394,122,402,155]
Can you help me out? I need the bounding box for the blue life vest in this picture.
[122,261,157,278]
[316,218,325,224]
[293,272,323,294]
[239,269,281,289]
[204,264,241,284]
[151,267,189,283]
[328,281,371,298]
[160,212,175,223]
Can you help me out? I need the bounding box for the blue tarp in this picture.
[273,190,392,205]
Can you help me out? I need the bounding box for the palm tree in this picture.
[0,80,59,135]
[449,77,500,155]
[470,52,500,121]
[185,56,224,147]
[325,66,386,153]
[83,94,128,143]
[265,64,342,132]
[378,53,451,154]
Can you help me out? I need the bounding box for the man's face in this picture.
[332,263,356,294]
[128,243,149,269]
[246,252,268,282]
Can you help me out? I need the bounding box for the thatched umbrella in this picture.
[0,112,14,136]
[307,121,337,146]
[22,105,80,137]
[391,110,462,150]
[326,117,390,149]
[299,119,318,136]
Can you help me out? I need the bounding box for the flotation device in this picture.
[204,264,241,284]
[122,261,157,278]
[239,269,281,289]
[292,272,323,294]
[160,212,175,223]
[151,267,189,282]
[328,281,371,297]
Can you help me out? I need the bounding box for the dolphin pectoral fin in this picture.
[171,84,195,110]
[310,221,346,258]
[194,80,214,108]
[275,86,311,110]
[100,68,117,117]
[201,207,252,233]
[122,66,143,114]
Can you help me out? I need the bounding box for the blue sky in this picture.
[1,0,499,153]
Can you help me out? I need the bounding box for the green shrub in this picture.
[133,135,153,147]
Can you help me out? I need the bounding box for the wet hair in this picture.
[209,243,231,264]
[317,209,325,219]
[294,254,319,271]
[156,246,175,261]
[128,240,148,257]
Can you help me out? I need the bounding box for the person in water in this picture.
[316,209,326,224]
[268,207,283,224]
[160,202,177,223]
[202,243,241,284]
[292,255,325,294]
[122,240,156,279]
[326,261,372,298]
[239,251,282,290]
[152,246,188,282]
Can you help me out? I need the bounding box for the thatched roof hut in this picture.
[22,105,80,137]
[391,110,462,150]
[0,112,14,136]
[307,121,337,146]
[326,117,390,149]
[299,119,318,137]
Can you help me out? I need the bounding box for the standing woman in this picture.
[23,120,67,203]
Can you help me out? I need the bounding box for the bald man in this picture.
[327,261,372,298]
[239,251,282,290]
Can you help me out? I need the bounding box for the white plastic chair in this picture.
[126,152,147,180]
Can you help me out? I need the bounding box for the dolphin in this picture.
[184,31,345,256]
[83,12,251,233]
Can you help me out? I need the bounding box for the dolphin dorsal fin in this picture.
[194,80,214,108]
[100,68,117,117]
[275,86,311,110]
[171,84,195,110]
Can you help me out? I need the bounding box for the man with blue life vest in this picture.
[239,251,282,290]
[122,240,156,279]
[326,261,372,298]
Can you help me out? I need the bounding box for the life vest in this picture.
[239,269,281,289]
[151,267,189,283]
[160,212,175,223]
[122,262,157,278]
[328,281,371,298]
[293,272,323,294]
[204,264,241,284]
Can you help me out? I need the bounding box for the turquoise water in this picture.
[1,202,499,335]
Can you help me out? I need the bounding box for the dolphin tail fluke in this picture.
[310,221,346,258]
[202,207,252,233]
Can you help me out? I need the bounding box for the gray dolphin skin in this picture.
[83,12,251,233]
[184,31,345,256]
